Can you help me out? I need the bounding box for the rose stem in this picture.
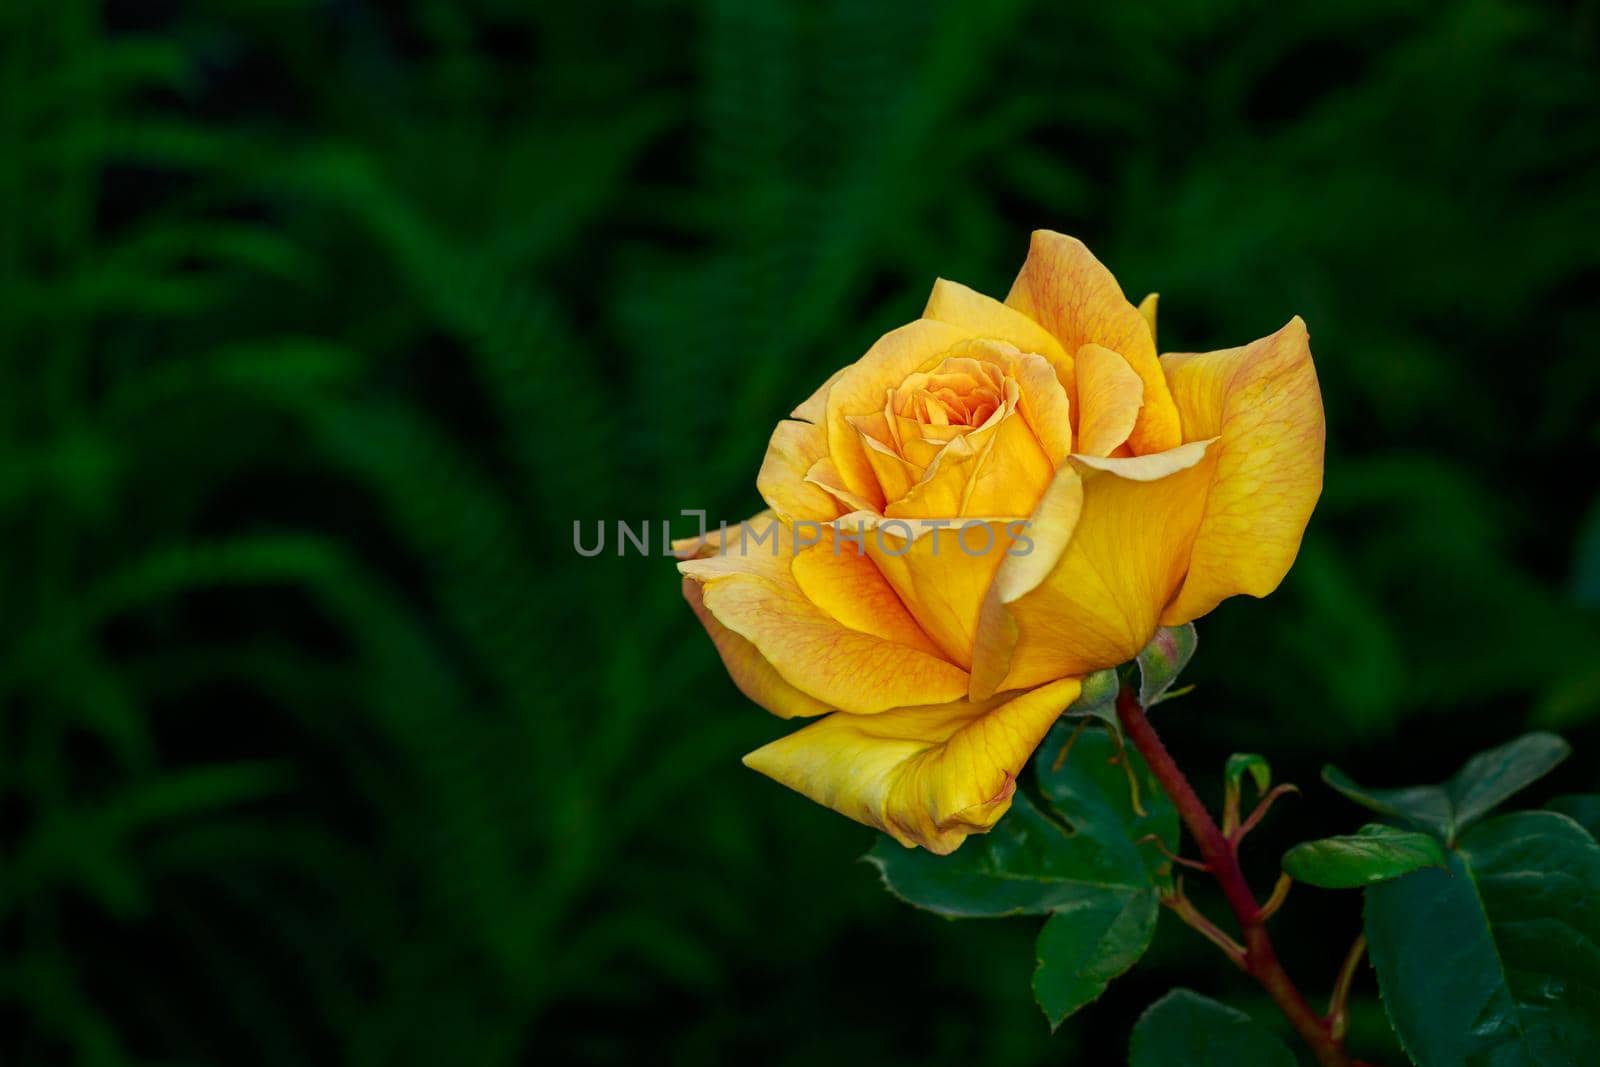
[1116,687,1354,1067]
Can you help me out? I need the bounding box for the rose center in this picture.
[891,357,1007,430]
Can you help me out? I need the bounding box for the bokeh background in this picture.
[5,0,1600,1063]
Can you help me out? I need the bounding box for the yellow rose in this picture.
[677,230,1324,854]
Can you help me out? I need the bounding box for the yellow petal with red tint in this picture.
[1074,343,1144,457]
[826,319,973,509]
[1004,231,1181,455]
[742,677,1081,853]
[968,467,1085,699]
[758,419,843,522]
[682,578,830,719]
[922,278,1074,382]
[862,516,1017,668]
[984,442,1219,692]
[680,519,968,714]
[791,533,944,657]
[1158,317,1324,625]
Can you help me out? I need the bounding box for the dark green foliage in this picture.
[1324,732,1570,843]
[1128,990,1297,1067]
[870,726,1174,1024]
[1282,824,1446,888]
[3,0,1599,1064]
[1366,812,1600,1065]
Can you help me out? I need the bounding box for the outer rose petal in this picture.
[743,676,1082,853]
[682,578,830,719]
[826,319,974,509]
[679,518,968,714]
[978,441,1219,693]
[1159,316,1324,625]
[758,419,843,522]
[1005,231,1182,455]
[791,533,945,657]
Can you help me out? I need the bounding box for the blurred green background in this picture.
[4,0,1600,1063]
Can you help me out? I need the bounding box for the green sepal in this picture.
[1062,666,1121,734]
[1136,623,1197,707]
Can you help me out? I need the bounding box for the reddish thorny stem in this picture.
[1115,688,1362,1067]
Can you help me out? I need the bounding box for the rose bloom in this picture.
[677,231,1323,853]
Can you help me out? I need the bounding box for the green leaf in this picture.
[869,724,1175,1023]
[866,725,1174,917]
[1136,623,1197,706]
[1032,889,1158,1028]
[1450,733,1571,829]
[1128,989,1297,1067]
[1035,722,1178,888]
[1324,732,1570,842]
[1366,811,1600,1066]
[1282,824,1447,888]
[866,792,1119,918]
[1546,794,1600,839]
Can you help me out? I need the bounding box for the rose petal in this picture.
[683,578,830,719]
[1073,343,1144,457]
[742,677,1081,853]
[1008,351,1074,464]
[979,441,1219,692]
[1005,230,1181,455]
[792,365,848,423]
[1158,316,1324,624]
[826,319,973,510]
[791,533,945,657]
[758,419,844,522]
[922,278,1074,384]
[1138,292,1159,346]
[968,467,1085,699]
[861,515,1020,669]
[681,518,969,714]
